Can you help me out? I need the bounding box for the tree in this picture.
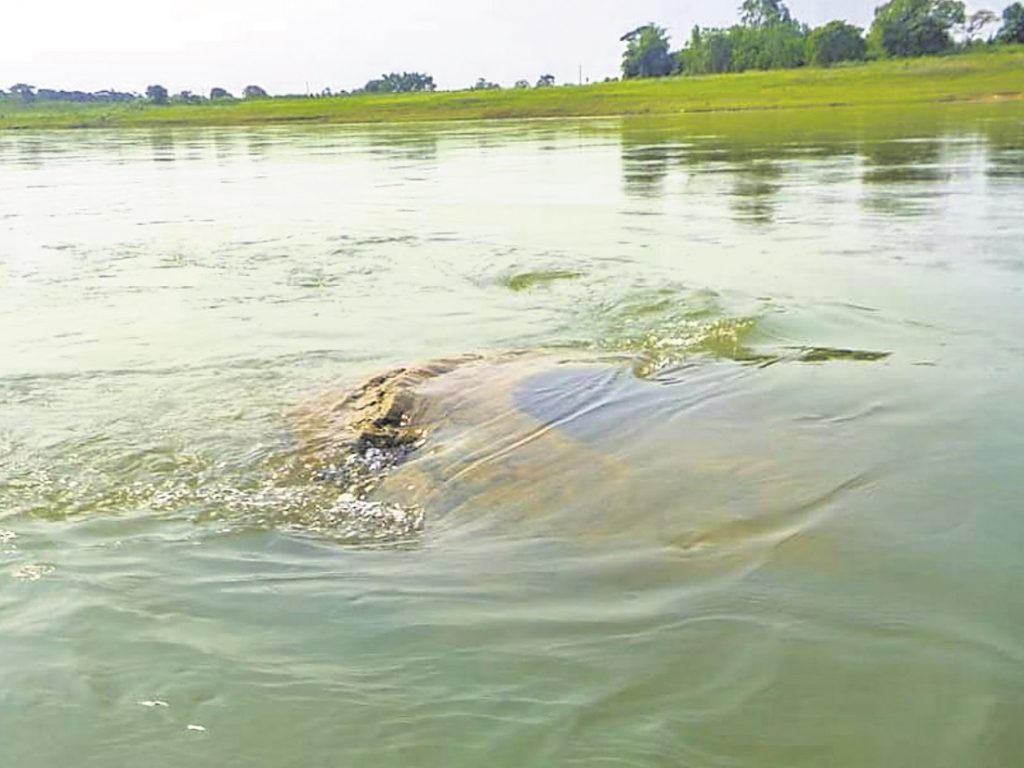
[679,27,736,74]
[806,21,867,66]
[621,24,677,78]
[680,15,807,75]
[363,72,435,93]
[514,79,531,89]
[209,87,233,100]
[729,21,807,70]
[471,77,501,90]
[174,90,203,104]
[868,0,966,57]
[998,2,1024,42]
[962,9,999,43]
[740,0,793,27]
[145,84,169,104]
[242,84,268,99]
[536,74,556,87]
[9,83,36,102]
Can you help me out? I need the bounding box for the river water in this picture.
[1,104,1023,767]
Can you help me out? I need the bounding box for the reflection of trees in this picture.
[148,130,177,163]
[730,160,784,224]
[621,142,685,198]
[209,129,241,163]
[243,129,274,160]
[364,129,438,162]
[984,121,1024,181]
[860,139,946,184]
[678,142,791,224]
[619,122,809,223]
[859,138,947,217]
[6,135,48,168]
[986,146,1024,181]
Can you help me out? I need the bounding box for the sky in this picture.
[0,1,988,95]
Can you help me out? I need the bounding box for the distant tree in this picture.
[471,77,501,90]
[243,84,269,99]
[209,87,233,100]
[9,83,36,102]
[679,27,735,73]
[536,74,556,87]
[998,2,1024,41]
[869,0,966,57]
[514,79,531,88]
[806,21,867,65]
[145,84,169,104]
[620,24,677,78]
[363,72,435,93]
[729,21,807,69]
[173,90,204,104]
[93,89,137,102]
[740,0,793,27]
[962,9,999,43]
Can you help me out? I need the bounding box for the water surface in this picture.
[2,103,1023,767]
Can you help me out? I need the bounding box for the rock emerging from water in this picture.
[290,344,890,546]
[290,356,499,536]
[311,356,482,454]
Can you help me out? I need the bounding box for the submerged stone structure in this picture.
[287,345,889,548]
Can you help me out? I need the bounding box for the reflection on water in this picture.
[862,138,948,184]
[621,142,685,198]
[1,102,1024,767]
[366,129,439,162]
[730,160,785,223]
[617,104,1019,226]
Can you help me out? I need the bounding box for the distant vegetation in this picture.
[0,48,1019,131]
[361,72,436,94]
[999,1,1024,40]
[4,82,136,104]
[625,0,1024,78]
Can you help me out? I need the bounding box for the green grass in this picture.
[1,47,1022,130]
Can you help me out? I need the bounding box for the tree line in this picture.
[623,0,1024,78]
[0,71,564,105]
[0,83,273,104]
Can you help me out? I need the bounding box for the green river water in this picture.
[1,103,1023,767]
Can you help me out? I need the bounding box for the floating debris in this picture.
[793,346,892,363]
[186,724,207,733]
[502,270,582,292]
[0,530,15,545]
[138,700,169,708]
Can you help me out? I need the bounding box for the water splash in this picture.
[566,285,889,376]
[11,563,56,582]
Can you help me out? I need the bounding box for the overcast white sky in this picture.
[0,1,987,95]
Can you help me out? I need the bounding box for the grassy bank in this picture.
[2,47,1022,130]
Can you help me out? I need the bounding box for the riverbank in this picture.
[1,47,1022,130]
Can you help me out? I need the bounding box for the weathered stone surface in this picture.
[295,355,482,459]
